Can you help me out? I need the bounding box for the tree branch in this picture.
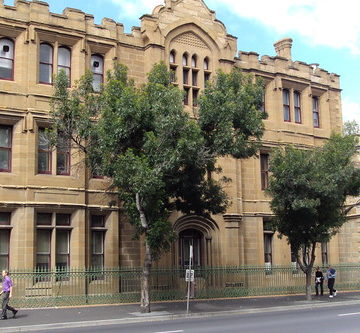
[136,192,148,229]
[344,199,360,214]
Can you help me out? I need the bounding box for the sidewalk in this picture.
[1,291,360,332]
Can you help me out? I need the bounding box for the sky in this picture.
[5,0,359,123]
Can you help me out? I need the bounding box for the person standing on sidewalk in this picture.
[326,265,337,298]
[1,270,18,320]
[315,266,324,296]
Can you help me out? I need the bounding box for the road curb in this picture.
[2,299,360,332]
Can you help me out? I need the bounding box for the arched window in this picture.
[191,55,197,68]
[203,57,209,70]
[169,50,176,64]
[39,43,53,84]
[58,46,71,85]
[91,54,104,92]
[182,53,188,66]
[179,229,202,268]
[0,38,14,80]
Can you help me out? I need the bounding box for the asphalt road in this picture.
[47,303,360,333]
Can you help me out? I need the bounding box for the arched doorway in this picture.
[179,229,202,268]
[173,215,219,268]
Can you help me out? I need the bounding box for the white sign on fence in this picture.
[185,269,195,282]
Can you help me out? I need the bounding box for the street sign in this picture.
[185,269,195,282]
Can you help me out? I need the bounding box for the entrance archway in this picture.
[179,229,202,268]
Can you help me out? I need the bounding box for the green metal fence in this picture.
[4,264,360,308]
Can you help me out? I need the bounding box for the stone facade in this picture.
[0,0,356,272]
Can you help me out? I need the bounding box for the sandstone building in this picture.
[0,0,356,273]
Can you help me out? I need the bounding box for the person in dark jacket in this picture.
[326,265,337,298]
[315,266,324,296]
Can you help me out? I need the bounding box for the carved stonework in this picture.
[172,32,209,49]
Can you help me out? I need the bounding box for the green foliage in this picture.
[51,62,265,261]
[50,69,101,151]
[267,134,360,254]
[198,68,266,160]
[343,120,360,136]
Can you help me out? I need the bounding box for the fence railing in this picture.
[3,264,360,308]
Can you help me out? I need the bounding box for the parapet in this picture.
[0,0,140,42]
[237,38,340,90]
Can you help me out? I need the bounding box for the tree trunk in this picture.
[140,239,152,313]
[296,242,316,301]
[136,193,152,313]
[305,269,312,301]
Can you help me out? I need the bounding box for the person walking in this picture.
[1,270,18,320]
[326,265,337,298]
[315,266,324,296]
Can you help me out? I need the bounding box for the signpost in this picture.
[186,245,193,315]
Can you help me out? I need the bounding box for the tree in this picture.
[51,64,265,312]
[267,134,360,300]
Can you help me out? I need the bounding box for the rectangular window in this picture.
[184,88,190,105]
[313,96,320,128]
[39,44,53,84]
[36,229,51,270]
[91,54,104,92]
[294,91,301,123]
[36,213,71,274]
[0,125,11,172]
[57,46,71,86]
[170,67,176,83]
[91,215,105,228]
[283,89,290,122]
[260,153,269,190]
[183,69,189,85]
[204,72,210,85]
[0,212,10,226]
[192,71,198,86]
[260,90,266,113]
[56,214,71,226]
[321,242,328,266]
[56,229,70,269]
[91,215,106,269]
[56,136,70,175]
[38,128,52,174]
[192,89,199,107]
[37,213,52,226]
[0,229,10,270]
[264,233,273,274]
[290,244,299,273]
[92,231,104,268]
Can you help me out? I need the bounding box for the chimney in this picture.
[274,38,293,60]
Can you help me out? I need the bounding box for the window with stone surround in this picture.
[321,242,328,266]
[58,46,71,86]
[260,153,269,190]
[38,128,52,174]
[263,219,274,274]
[0,125,12,172]
[35,213,72,272]
[179,228,202,268]
[313,96,320,128]
[168,46,211,107]
[56,135,70,175]
[91,54,104,92]
[294,90,301,123]
[37,128,71,176]
[283,89,291,122]
[90,215,106,269]
[0,212,11,270]
[39,43,53,84]
[0,38,14,80]
[39,43,72,86]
